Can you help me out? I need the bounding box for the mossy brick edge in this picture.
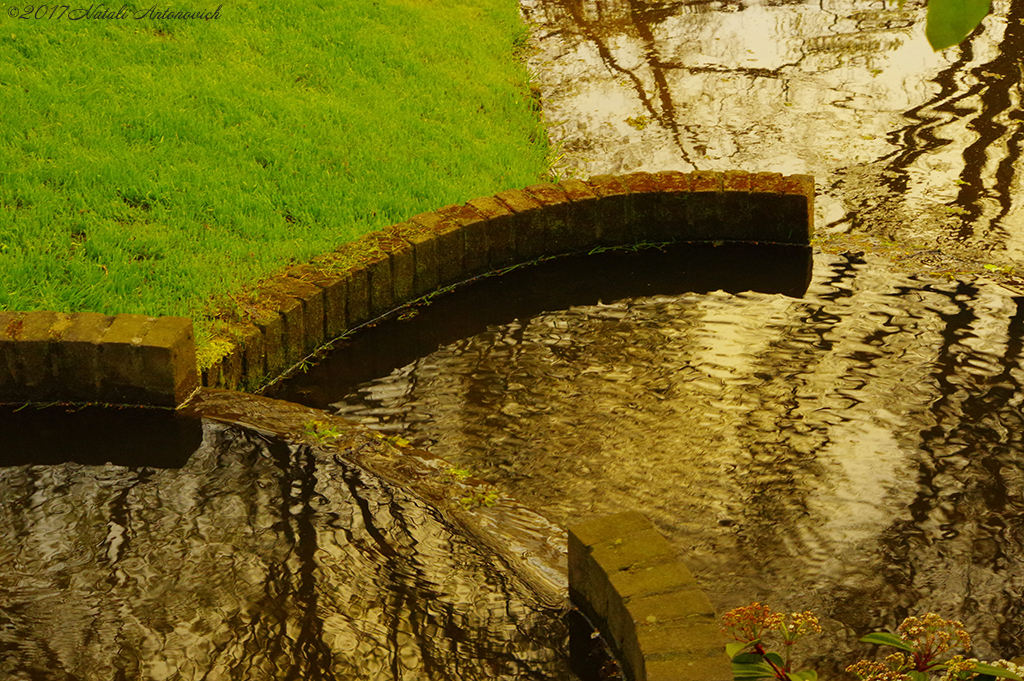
[0,171,813,406]
[0,311,198,407]
[568,511,733,681]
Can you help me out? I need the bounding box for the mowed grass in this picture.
[0,0,550,345]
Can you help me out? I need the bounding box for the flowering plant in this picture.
[721,602,822,680]
[722,605,1024,681]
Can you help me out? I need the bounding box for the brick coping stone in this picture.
[0,170,813,407]
[569,511,734,681]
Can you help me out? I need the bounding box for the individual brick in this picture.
[687,170,724,239]
[465,196,517,268]
[276,276,326,354]
[609,561,699,601]
[619,171,670,242]
[138,316,199,404]
[391,221,439,297]
[98,314,158,404]
[723,169,752,192]
[721,170,755,240]
[410,211,464,285]
[202,359,222,390]
[287,264,349,341]
[436,204,490,276]
[523,183,583,254]
[586,174,633,244]
[650,171,693,241]
[556,178,602,249]
[254,311,286,379]
[378,228,417,305]
[494,189,547,260]
[751,171,784,193]
[364,249,395,318]
[235,322,267,390]
[52,312,113,403]
[626,589,717,628]
[253,283,305,370]
[635,620,725,657]
[646,650,735,681]
[343,265,371,327]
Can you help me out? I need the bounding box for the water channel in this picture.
[3,0,1024,678]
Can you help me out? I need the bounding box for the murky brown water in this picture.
[288,248,1024,676]
[0,393,573,680]
[525,0,1024,270]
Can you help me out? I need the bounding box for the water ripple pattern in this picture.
[523,0,1024,264]
[332,251,1024,675]
[0,422,570,681]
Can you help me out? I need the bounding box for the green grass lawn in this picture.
[0,0,551,347]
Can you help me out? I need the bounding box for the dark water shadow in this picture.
[0,405,203,468]
[269,241,813,409]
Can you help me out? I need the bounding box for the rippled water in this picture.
[276,245,1024,675]
[0,400,573,681]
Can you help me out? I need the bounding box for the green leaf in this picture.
[859,632,914,652]
[788,671,818,681]
[727,642,752,659]
[925,0,991,51]
[764,652,786,668]
[909,671,930,681]
[973,664,1023,681]
[733,653,767,665]
[732,662,778,679]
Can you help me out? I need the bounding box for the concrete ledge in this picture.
[0,170,813,405]
[568,511,733,681]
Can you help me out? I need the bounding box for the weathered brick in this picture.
[98,314,158,404]
[645,650,734,681]
[465,196,517,268]
[621,171,672,242]
[587,174,633,244]
[276,276,326,353]
[495,189,547,260]
[139,316,198,403]
[287,264,348,340]
[391,221,439,297]
[364,250,394,318]
[437,204,490,276]
[523,183,580,254]
[411,211,464,285]
[53,312,113,403]
[344,265,371,326]
[254,312,286,379]
[723,169,752,192]
[254,285,305,369]
[235,322,267,389]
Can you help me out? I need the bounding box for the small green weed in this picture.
[458,490,501,509]
[301,420,344,445]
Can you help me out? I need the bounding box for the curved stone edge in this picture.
[201,169,814,393]
[0,170,813,406]
[568,511,733,681]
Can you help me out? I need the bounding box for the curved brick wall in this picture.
[569,512,733,681]
[0,170,813,406]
